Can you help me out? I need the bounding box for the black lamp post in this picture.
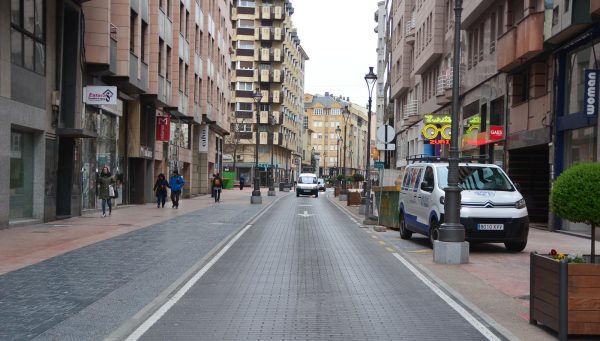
[364,67,377,220]
[336,126,341,179]
[285,131,289,183]
[268,114,276,196]
[435,0,468,264]
[341,105,351,195]
[251,88,263,204]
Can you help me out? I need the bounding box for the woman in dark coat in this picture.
[97,166,116,217]
[153,173,170,208]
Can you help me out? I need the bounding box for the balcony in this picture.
[435,75,450,105]
[403,99,420,123]
[405,17,415,43]
[497,12,544,72]
[259,5,285,20]
[258,27,283,41]
[157,75,172,105]
[545,0,593,45]
[461,0,495,28]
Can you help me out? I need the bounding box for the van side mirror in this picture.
[421,181,434,192]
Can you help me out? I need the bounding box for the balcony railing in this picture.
[403,99,419,120]
[497,12,544,72]
[405,17,415,38]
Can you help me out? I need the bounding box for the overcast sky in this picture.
[291,0,383,109]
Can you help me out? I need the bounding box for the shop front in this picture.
[554,31,599,234]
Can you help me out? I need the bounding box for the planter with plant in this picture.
[530,163,600,340]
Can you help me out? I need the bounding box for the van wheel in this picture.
[399,212,412,240]
[505,241,527,252]
[429,220,440,246]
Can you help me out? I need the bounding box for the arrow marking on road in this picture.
[298,210,314,217]
[298,205,313,207]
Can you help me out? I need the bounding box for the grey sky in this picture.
[292,0,382,108]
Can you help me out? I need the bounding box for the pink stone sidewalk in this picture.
[0,188,257,275]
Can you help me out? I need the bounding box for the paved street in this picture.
[127,193,493,340]
[0,188,597,340]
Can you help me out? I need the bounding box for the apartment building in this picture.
[303,93,369,178]
[81,0,233,207]
[1,0,92,227]
[228,0,307,186]
[387,0,600,235]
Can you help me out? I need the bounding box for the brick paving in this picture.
[0,189,274,341]
[140,193,488,340]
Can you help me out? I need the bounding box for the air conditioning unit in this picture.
[236,154,243,161]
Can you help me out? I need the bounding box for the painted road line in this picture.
[392,253,501,341]
[371,235,379,239]
[378,241,386,245]
[407,249,433,253]
[124,224,254,341]
[385,247,396,253]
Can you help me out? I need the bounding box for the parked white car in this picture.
[398,162,529,251]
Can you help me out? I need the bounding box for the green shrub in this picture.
[550,162,600,262]
[336,174,345,181]
[352,173,365,182]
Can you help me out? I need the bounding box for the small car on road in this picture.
[317,178,326,192]
[297,173,319,197]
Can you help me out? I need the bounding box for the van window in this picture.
[437,166,514,191]
[421,166,434,192]
[410,167,423,192]
[299,176,317,184]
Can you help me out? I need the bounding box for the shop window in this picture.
[565,41,600,115]
[10,131,34,219]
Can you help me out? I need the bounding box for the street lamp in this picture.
[435,0,469,264]
[364,67,377,221]
[341,105,351,196]
[251,88,263,204]
[268,114,276,196]
[285,131,290,183]
[336,125,341,179]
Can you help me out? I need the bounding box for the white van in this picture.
[398,162,529,251]
[317,178,326,191]
[297,173,319,197]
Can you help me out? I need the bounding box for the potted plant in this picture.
[530,163,600,340]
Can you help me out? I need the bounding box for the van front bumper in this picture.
[460,216,529,243]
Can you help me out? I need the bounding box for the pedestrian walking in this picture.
[153,173,170,208]
[169,169,185,208]
[212,173,223,202]
[210,173,216,197]
[97,166,116,217]
[239,175,245,190]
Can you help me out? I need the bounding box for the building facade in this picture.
[386,0,600,236]
[227,0,307,186]
[303,93,369,179]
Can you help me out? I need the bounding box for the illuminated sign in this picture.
[422,124,451,140]
[584,70,599,116]
[489,126,504,140]
[423,114,452,124]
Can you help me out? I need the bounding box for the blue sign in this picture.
[584,69,599,116]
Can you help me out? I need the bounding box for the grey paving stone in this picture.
[141,195,491,341]
[0,202,264,341]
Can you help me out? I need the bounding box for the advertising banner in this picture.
[83,86,117,105]
[156,115,171,141]
[584,69,599,116]
[199,125,209,152]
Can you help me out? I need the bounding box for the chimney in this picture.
[324,92,329,97]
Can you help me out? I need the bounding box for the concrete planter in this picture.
[530,252,600,340]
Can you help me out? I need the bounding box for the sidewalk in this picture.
[0,188,263,275]
[327,190,598,340]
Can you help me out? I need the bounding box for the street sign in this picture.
[376,125,395,143]
[374,161,384,169]
[376,143,396,151]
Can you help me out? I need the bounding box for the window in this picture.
[314,108,323,115]
[236,82,253,91]
[490,13,496,53]
[236,102,252,111]
[238,19,254,28]
[479,23,484,61]
[178,59,184,91]
[237,40,254,49]
[130,11,137,54]
[158,38,164,75]
[166,46,172,80]
[141,22,148,62]
[303,116,308,129]
[497,6,504,35]
[195,25,200,53]
[236,123,252,132]
[184,64,189,95]
[238,0,255,7]
[237,61,253,70]
[10,0,45,74]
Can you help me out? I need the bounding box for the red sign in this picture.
[156,116,171,141]
[425,139,450,145]
[489,126,504,140]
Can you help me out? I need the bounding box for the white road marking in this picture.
[298,210,314,217]
[124,224,254,340]
[392,253,501,341]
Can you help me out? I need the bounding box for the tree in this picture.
[550,163,600,263]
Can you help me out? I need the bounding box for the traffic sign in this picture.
[374,161,385,169]
[376,125,395,143]
[376,143,396,151]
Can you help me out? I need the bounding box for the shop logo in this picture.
[584,70,599,116]
[84,86,117,105]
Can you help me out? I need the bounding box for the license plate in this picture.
[477,223,504,231]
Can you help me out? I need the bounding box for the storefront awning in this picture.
[56,128,97,138]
